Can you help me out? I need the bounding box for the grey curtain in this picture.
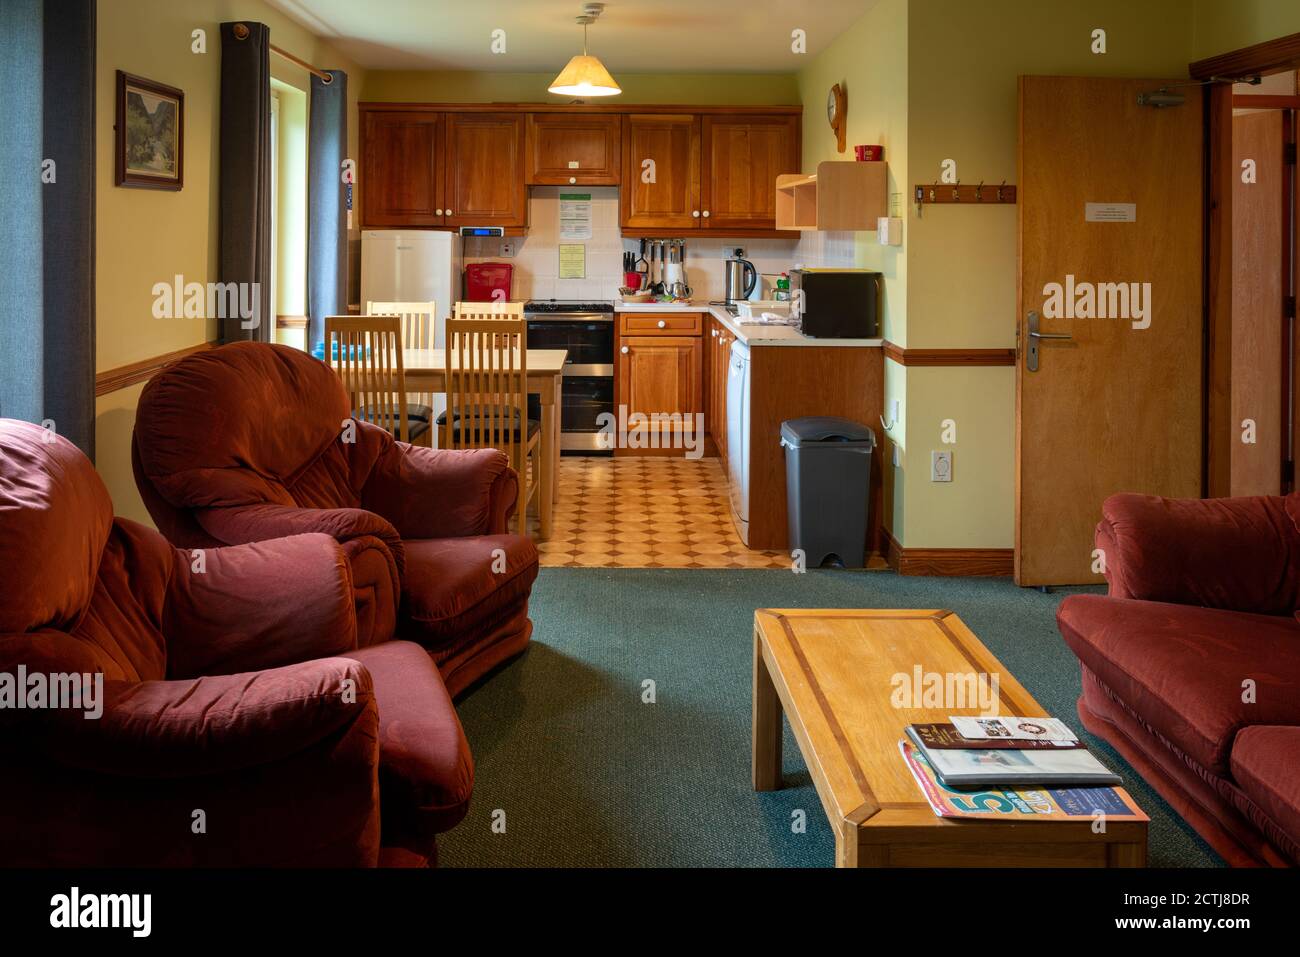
[308,69,348,355]
[0,0,96,456]
[219,21,273,343]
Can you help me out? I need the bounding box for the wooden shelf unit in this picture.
[776,161,887,231]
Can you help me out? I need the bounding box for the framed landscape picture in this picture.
[115,71,184,190]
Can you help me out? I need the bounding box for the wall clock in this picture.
[827,83,847,153]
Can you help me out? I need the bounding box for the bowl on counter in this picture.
[619,287,653,303]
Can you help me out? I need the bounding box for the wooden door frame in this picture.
[1195,33,1300,496]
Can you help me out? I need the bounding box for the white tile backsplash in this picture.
[463,186,859,302]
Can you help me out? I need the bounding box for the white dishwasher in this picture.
[726,337,751,544]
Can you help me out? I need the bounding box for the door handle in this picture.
[1025,310,1071,372]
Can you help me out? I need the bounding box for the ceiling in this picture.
[266,0,876,73]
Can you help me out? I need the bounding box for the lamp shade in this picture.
[548,54,621,97]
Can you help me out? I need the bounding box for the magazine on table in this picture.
[948,715,1079,743]
[909,722,1085,750]
[899,741,1147,822]
[904,726,1121,788]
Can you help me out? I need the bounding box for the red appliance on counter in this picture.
[464,262,514,303]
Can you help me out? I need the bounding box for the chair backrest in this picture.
[365,300,436,351]
[453,300,524,319]
[325,315,411,443]
[444,309,528,466]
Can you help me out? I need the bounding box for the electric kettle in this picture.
[724,257,758,305]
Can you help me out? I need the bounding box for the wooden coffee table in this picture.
[752,609,1148,867]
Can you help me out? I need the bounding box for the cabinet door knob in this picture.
[711,329,718,337]
[445,209,453,216]
[569,177,577,184]
[436,209,443,216]
[692,210,700,218]
[620,345,629,354]
[657,319,666,328]
[702,210,710,218]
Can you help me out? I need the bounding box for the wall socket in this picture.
[500,241,516,257]
[730,246,746,259]
[930,450,952,482]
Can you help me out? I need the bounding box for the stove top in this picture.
[523,300,614,314]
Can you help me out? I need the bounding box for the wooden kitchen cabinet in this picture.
[701,115,800,231]
[615,312,703,454]
[526,113,621,185]
[707,317,733,464]
[361,110,445,227]
[620,114,701,231]
[443,112,528,227]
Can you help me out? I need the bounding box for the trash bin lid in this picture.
[780,416,876,449]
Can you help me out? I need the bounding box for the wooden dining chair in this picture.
[324,315,431,446]
[366,300,437,427]
[443,306,542,536]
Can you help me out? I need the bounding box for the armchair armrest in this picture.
[41,658,376,778]
[163,533,358,678]
[196,502,403,566]
[1098,492,1300,614]
[361,442,517,539]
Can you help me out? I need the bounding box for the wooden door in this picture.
[621,114,701,230]
[1231,109,1286,496]
[444,113,528,227]
[1017,76,1203,585]
[619,336,702,443]
[526,114,621,185]
[701,115,799,230]
[361,110,444,227]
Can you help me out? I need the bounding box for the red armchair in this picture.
[1057,492,1300,866]
[0,419,472,866]
[131,341,539,696]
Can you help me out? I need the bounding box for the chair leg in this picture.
[534,435,548,541]
[516,449,530,538]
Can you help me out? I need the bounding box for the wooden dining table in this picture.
[402,348,567,538]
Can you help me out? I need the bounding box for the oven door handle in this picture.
[562,363,614,378]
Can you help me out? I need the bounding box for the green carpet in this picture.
[438,569,1222,868]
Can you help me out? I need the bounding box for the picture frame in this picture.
[114,70,184,190]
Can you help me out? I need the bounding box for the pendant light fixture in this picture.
[548,4,621,98]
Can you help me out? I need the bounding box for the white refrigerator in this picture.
[359,229,462,435]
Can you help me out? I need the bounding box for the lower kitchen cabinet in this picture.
[615,314,703,454]
[705,316,732,464]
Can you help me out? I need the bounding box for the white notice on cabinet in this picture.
[1085,202,1137,223]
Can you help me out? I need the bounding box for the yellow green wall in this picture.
[94,0,365,523]
[361,71,800,105]
[1192,0,1300,59]
[795,0,910,539]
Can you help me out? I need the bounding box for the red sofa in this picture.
[1058,492,1300,866]
[132,341,539,696]
[0,418,472,866]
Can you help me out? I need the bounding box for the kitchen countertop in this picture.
[614,301,882,348]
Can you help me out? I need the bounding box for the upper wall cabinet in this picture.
[620,114,701,231]
[443,112,528,228]
[701,114,800,232]
[361,110,445,227]
[526,113,621,185]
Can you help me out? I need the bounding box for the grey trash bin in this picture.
[780,416,875,568]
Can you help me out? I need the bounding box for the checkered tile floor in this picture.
[527,456,792,569]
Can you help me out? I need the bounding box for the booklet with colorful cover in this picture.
[909,722,1084,750]
[900,741,1147,821]
[904,726,1121,787]
[948,715,1079,743]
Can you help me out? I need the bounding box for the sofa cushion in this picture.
[346,641,473,843]
[400,535,539,645]
[1057,594,1300,776]
[0,420,114,634]
[1230,726,1300,863]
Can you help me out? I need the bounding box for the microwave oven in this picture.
[788,269,882,338]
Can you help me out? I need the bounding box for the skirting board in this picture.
[885,531,1013,577]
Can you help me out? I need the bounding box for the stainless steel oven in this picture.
[524,301,615,453]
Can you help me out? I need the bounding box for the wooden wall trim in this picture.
[1190,32,1300,81]
[359,102,803,115]
[277,315,308,329]
[882,341,1016,366]
[885,531,1014,577]
[95,342,216,397]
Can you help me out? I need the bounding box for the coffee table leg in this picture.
[752,629,783,791]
